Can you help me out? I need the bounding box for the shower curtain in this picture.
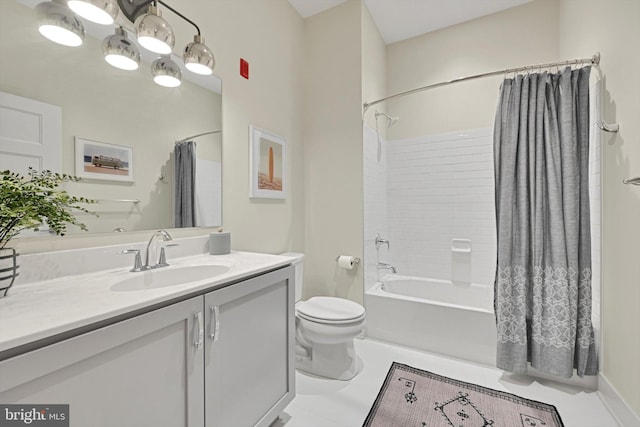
[174,140,196,228]
[493,67,597,378]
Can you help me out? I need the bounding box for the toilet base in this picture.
[295,339,361,380]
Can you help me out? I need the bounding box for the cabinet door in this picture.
[204,267,295,427]
[0,297,205,427]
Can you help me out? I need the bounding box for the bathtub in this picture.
[364,275,497,366]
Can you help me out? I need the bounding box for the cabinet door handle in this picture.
[209,306,220,342]
[194,312,204,350]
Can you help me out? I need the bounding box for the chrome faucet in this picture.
[144,230,173,270]
[377,262,397,274]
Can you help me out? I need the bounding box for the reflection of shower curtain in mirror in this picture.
[493,67,597,378]
[174,141,196,228]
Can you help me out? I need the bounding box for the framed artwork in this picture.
[74,137,134,182]
[249,126,286,199]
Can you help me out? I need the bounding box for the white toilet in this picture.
[282,253,366,380]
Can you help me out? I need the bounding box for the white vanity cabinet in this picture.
[0,296,205,426]
[0,265,295,427]
[204,267,295,427]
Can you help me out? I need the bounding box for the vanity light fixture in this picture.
[35,0,85,47]
[151,56,181,87]
[134,4,174,54]
[67,0,119,25]
[103,27,140,71]
[34,0,216,85]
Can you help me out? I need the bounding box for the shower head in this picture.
[375,111,399,128]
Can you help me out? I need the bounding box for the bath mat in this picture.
[363,362,564,427]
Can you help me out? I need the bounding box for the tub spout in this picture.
[377,262,397,274]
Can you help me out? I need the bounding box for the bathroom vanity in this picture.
[0,244,295,427]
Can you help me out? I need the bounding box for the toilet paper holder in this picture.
[335,256,360,264]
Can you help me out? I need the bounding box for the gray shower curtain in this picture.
[493,67,597,378]
[174,140,196,228]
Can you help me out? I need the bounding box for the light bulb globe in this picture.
[35,0,85,47]
[151,56,182,88]
[135,6,175,54]
[103,28,140,71]
[67,0,118,25]
[183,36,215,75]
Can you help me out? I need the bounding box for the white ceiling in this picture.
[287,0,532,45]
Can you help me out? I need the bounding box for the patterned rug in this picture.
[363,362,564,427]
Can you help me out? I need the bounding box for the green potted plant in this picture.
[0,168,97,297]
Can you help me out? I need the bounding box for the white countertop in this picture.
[0,251,292,356]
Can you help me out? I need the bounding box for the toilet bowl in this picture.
[296,296,366,380]
[281,253,367,380]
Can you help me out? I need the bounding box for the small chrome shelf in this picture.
[97,199,140,204]
[79,199,141,204]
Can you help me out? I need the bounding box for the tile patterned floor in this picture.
[277,339,619,427]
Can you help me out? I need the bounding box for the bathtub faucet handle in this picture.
[375,234,390,249]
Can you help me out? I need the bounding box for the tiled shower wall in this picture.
[363,122,601,345]
[385,128,496,285]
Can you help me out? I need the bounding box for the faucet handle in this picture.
[375,234,390,249]
[118,249,143,272]
[158,244,179,267]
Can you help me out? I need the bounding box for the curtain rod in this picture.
[176,130,221,144]
[363,52,601,113]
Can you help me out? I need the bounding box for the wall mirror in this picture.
[0,0,222,237]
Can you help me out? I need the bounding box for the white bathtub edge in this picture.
[364,283,497,367]
[366,281,493,315]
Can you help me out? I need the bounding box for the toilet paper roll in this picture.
[337,256,355,270]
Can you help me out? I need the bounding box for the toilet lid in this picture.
[297,297,365,323]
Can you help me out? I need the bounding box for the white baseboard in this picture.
[597,374,640,427]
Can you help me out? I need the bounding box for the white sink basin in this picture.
[111,264,230,291]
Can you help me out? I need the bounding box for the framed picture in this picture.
[74,137,134,182]
[249,126,286,199]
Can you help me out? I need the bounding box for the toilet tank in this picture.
[280,252,304,301]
